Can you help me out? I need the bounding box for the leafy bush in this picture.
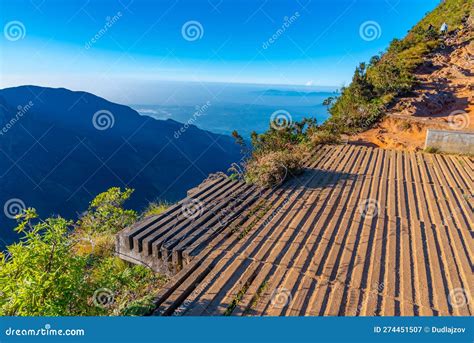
[246,117,317,155]
[0,210,89,316]
[323,62,387,134]
[233,119,316,188]
[77,187,137,235]
[0,188,168,316]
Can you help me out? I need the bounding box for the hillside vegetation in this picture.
[325,0,471,134]
[0,188,168,316]
[239,0,472,186]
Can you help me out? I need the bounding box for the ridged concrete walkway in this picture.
[117,145,473,316]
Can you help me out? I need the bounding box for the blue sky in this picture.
[1,0,439,98]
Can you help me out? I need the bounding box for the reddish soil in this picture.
[351,25,473,151]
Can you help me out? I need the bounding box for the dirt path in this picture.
[351,26,474,151]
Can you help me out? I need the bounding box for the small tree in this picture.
[323,96,335,110]
[77,187,137,235]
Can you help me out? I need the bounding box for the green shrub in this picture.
[248,117,317,155]
[232,118,319,188]
[120,295,156,316]
[77,187,137,235]
[0,188,168,316]
[0,210,89,316]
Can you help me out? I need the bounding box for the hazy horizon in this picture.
[0,80,338,107]
[1,0,439,103]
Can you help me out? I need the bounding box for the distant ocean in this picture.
[129,82,336,138]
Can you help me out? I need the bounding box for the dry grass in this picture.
[245,148,305,188]
[310,130,341,145]
[142,202,170,218]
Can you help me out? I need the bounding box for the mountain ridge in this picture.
[0,85,241,247]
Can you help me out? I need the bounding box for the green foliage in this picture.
[322,96,335,109]
[249,117,317,155]
[325,62,385,133]
[235,116,344,187]
[237,0,470,187]
[325,0,471,133]
[120,295,156,316]
[367,56,415,95]
[0,210,88,316]
[0,188,168,316]
[415,0,472,33]
[233,119,318,188]
[87,257,166,316]
[78,187,137,235]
